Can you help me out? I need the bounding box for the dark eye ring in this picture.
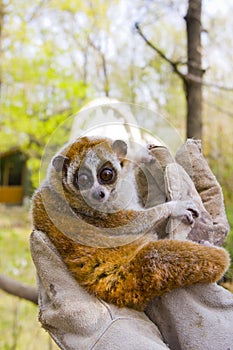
[76,173,92,189]
[99,167,116,184]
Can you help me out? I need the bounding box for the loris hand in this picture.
[167,200,199,225]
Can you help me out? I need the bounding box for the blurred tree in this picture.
[184,0,203,139]
[136,0,204,139]
[0,0,89,187]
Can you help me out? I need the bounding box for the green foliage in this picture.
[204,115,233,205]
[224,203,233,281]
[0,0,90,188]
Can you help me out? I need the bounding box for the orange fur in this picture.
[32,137,230,310]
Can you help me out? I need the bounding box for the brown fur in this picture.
[32,137,230,310]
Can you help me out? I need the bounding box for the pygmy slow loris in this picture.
[32,136,229,310]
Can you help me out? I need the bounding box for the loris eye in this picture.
[98,167,116,184]
[76,173,93,189]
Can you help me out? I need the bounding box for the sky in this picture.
[205,0,232,15]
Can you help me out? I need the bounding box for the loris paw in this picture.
[199,240,214,247]
[169,200,199,225]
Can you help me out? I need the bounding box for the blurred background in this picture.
[0,0,232,349]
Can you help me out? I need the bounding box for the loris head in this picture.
[50,136,134,213]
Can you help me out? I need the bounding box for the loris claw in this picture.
[32,136,230,310]
[167,200,199,225]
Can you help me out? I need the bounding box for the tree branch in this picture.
[0,274,38,305]
[88,38,110,97]
[135,22,233,93]
[26,0,47,22]
[135,22,186,83]
[202,81,233,92]
[204,100,233,118]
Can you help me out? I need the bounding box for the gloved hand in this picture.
[145,139,233,350]
[30,230,170,350]
[146,283,233,350]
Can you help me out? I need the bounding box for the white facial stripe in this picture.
[83,149,102,184]
[85,149,102,170]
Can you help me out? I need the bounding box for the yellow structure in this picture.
[0,148,27,204]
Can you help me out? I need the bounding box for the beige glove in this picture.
[146,283,233,350]
[142,139,229,244]
[30,230,170,350]
[175,139,229,245]
[145,139,233,350]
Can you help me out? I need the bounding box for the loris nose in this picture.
[92,189,105,200]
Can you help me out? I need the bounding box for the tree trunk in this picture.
[0,274,38,305]
[184,0,204,140]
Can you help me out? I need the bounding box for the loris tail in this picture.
[47,225,230,310]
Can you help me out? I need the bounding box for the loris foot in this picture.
[167,200,199,225]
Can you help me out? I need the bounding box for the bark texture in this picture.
[185,0,204,139]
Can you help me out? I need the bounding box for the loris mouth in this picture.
[110,188,117,199]
[110,187,116,196]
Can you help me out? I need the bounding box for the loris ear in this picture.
[52,155,70,172]
[112,140,127,160]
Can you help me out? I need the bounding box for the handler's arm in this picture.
[30,230,170,350]
[145,139,233,350]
